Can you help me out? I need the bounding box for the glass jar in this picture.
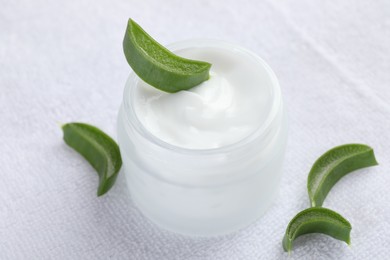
[117,40,287,236]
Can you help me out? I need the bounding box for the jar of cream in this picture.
[117,39,287,236]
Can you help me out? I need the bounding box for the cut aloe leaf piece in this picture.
[307,144,378,207]
[283,207,352,252]
[123,18,211,93]
[62,123,122,196]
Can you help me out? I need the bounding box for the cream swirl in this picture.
[133,46,272,149]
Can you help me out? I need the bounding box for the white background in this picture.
[1,0,390,259]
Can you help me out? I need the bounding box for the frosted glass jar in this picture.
[117,40,287,236]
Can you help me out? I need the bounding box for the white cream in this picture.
[133,46,273,149]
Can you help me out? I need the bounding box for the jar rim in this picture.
[122,39,282,155]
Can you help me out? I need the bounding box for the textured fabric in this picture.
[1,0,390,259]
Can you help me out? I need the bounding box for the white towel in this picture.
[1,0,389,259]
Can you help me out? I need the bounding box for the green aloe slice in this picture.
[307,144,378,207]
[62,123,122,196]
[283,207,351,252]
[123,18,211,93]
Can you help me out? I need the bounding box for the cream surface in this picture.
[133,45,273,149]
